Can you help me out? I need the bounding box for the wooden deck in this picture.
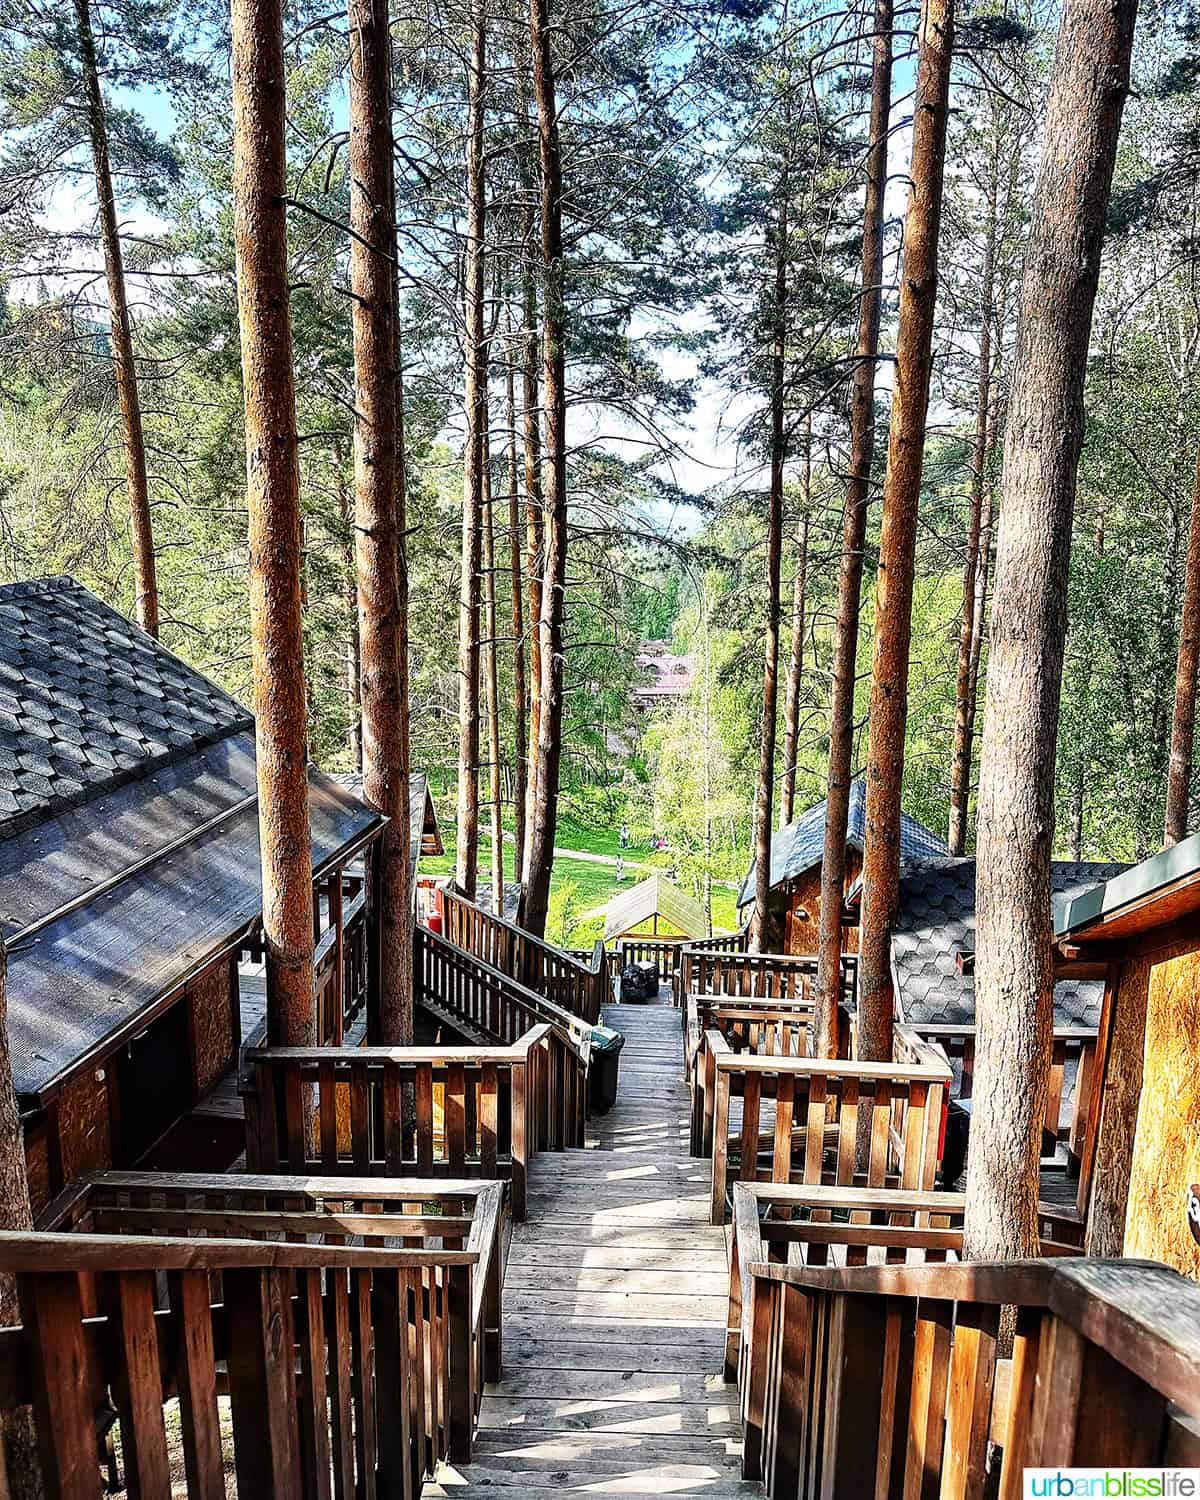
[425,995,760,1496]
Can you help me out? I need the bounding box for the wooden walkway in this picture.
[425,995,761,1497]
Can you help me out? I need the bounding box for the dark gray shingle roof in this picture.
[891,856,1129,1029]
[738,779,946,907]
[0,577,251,836]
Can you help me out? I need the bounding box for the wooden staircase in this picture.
[424,994,765,1497]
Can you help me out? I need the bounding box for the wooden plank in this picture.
[225,1266,303,1500]
[18,1273,97,1500]
[110,1269,171,1500]
[170,1269,226,1500]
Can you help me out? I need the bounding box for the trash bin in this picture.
[619,960,659,1001]
[588,1026,625,1115]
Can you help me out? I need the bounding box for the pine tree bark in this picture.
[1164,447,1200,845]
[963,0,1137,1261]
[947,176,997,856]
[521,0,567,937]
[231,0,316,1044]
[751,151,790,952]
[456,0,487,899]
[813,0,892,1053]
[780,422,810,827]
[75,0,159,638]
[517,70,545,880]
[349,0,412,1044]
[506,326,528,883]
[482,428,505,909]
[857,0,955,1065]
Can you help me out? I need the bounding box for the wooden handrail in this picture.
[441,888,608,1023]
[740,1250,1200,1497]
[0,1226,481,1498]
[698,1026,950,1223]
[0,1228,477,1272]
[244,1023,587,1219]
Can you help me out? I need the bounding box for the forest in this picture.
[4,0,1197,956]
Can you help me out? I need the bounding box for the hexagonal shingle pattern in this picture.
[891,856,1131,1030]
[0,577,252,834]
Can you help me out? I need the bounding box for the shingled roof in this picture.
[0,576,385,1104]
[0,576,251,835]
[738,779,946,908]
[891,856,1129,1030]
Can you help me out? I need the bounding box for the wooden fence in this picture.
[0,1228,479,1500]
[243,1026,585,1221]
[740,1251,1200,1498]
[414,923,592,1053]
[697,1025,951,1223]
[38,1170,505,1423]
[675,946,857,1010]
[442,889,608,1022]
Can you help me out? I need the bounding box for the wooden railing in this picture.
[415,923,592,1054]
[38,1170,505,1421]
[726,1184,967,1394]
[740,1252,1200,1497]
[697,1024,951,1223]
[442,888,608,1023]
[0,1228,479,1500]
[912,1020,1098,1158]
[616,934,689,977]
[243,1026,585,1221]
[675,946,856,1010]
[242,869,370,1045]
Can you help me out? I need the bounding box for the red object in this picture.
[428,910,443,935]
[936,1089,950,1161]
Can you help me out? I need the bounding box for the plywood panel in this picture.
[190,958,236,1095]
[1125,944,1200,1279]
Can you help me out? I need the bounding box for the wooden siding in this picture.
[781,849,861,956]
[189,957,237,1096]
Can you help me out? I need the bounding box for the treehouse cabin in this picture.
[737,779,944,951]
[0,576,439,1211]
[1056,835,1200,1277]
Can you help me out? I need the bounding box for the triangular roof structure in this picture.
[738,779,946,907]
[604,873,708,942]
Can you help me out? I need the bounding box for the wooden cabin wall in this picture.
[783,850,862,956]
[1123,942,1200,1279]
[58,1067,112,1185]
[189,956,238,1094]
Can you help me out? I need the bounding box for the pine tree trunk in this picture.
[963,0,1137,1262]
[482,428,505,909]
[456,0,487,899]
[506,325,528,883]
[337,474,363,772]
[780,423,810,828]
[813,0,892,1053]
[947,176,997,856]
[518,71,545,880]
[857,0,955,1065]
[349,0,412,1044]
[521,0,567,937]
[75,0,159,638]
[1164,447,1200,845]
[231,0,316,1045]
[751,109,790,954]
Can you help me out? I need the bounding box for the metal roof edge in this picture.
[1054,832,1200,936]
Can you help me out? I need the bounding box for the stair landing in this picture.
[425,996,760,1496]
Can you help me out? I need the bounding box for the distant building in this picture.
[737,780,945,952]
[633,640,695,711]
